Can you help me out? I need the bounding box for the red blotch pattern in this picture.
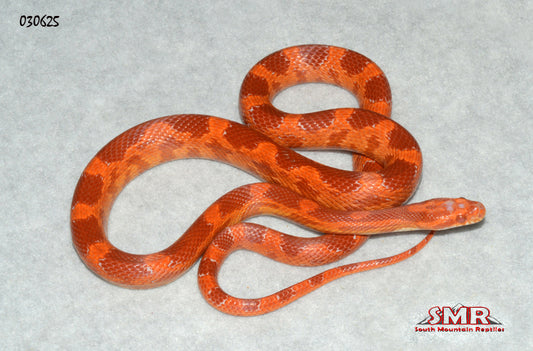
[71,45,485,316]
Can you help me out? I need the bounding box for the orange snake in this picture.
[71,45,485,316]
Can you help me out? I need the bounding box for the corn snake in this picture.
[71,44,485,316]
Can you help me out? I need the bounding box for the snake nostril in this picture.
[469,202,486,221]
[477,203,486,218]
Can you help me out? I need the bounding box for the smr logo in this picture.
[415,303,504,333]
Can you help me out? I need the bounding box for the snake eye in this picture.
[455,214,466,224]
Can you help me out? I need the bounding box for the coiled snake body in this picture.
[71,45,485,316]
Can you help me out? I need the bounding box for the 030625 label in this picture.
[20,15,59,28]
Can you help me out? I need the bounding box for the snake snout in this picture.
[466,200,486,224]
[447,197,486,226]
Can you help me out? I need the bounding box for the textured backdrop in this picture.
[1,1,531,350]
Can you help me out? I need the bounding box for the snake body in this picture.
[71,45,485,316]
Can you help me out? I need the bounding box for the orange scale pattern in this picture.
[71,45,485,315]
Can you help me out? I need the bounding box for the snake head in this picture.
[415,197,486,231]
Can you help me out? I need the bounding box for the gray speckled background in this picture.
[1,0,531,350]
